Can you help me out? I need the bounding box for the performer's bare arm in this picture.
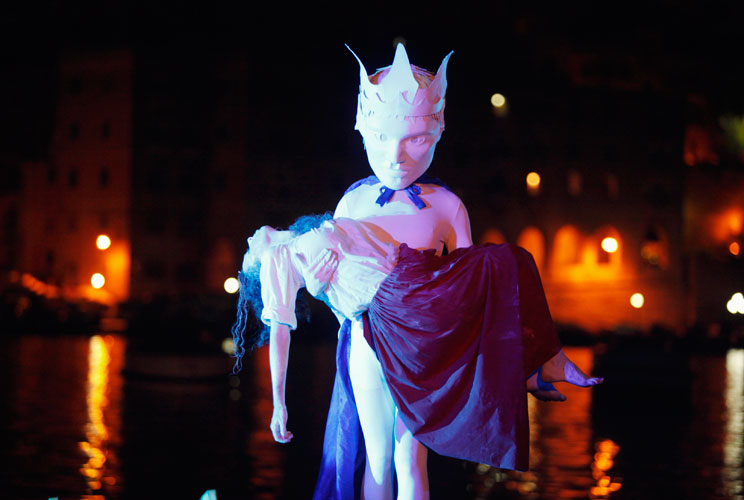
[269,321,294,443]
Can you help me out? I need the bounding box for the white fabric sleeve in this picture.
[334,194,350,218]
[260,244,303,330]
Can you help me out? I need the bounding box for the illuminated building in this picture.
[466,86,687,333]
[18,50,132,305]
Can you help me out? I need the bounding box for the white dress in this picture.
[259,218,398,329]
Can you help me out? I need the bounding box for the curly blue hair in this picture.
[230,212,334,372]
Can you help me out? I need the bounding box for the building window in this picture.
[213,170,227,192]
[146,170,166,193]
[66,262,79,284]
[143,260,167,279]
[567,169,582,196]
[67,215,78,233]
[641,226,669,269]
[100,77,114,94]
[100,167,110,188]
[175,262,199,284]
[68,79,82,94]
[215,126,229,141]
[68,169,78,188]
[47,166,57,185]
[606,173,619,199]
[145,212,167,235]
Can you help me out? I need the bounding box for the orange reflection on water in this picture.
[590,439,622,499]
[249,347,286,499]
[79,335,124,495]
[474,347,611,500]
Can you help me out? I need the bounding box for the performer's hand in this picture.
[304,248,339,296]
[270,404,293,443]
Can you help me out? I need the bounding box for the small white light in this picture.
[602,237,619,253]
[91,273,105,289]
[224,277,240,294]
[727,292,744,314]
[221,337,235,355]
[96,234,111,250]
[491,93,506,108]
[630,293,644,309]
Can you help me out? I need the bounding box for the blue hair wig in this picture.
[231,212,333,372]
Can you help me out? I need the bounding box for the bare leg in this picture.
[540,349,604,386]
[393,409,429,500]
[350,320,395,500]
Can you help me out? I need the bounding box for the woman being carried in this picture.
[233,214,603,476]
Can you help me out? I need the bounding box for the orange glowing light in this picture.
[630,293,644,309]
[601,237,618,253]
[96,234,111,250]
[91,273,105,289]
[730,242,741,256]
[526,172,541,188]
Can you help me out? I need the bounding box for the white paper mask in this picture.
[348,44,453,189]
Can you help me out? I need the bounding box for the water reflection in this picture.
[471,346,621,500]
[248,346,286,499]
[4,337,744,499]
[80,335,124,496]
[724,349,744,498]
[590,439,622,499]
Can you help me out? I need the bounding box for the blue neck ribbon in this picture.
[375,184,426,209]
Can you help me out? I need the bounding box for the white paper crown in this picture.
[348,43,453,129]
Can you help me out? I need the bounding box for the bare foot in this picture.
[526,369,567,402]
[541,350,604,387]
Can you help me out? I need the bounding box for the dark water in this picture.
[1,333,742,500]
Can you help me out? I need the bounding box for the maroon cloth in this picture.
[363,243,561,471]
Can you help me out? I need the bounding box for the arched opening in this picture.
[480,228,506,245]
[596,226,622,267]
[517,226,546,274]
[641,225,670,269]
[567,170,582,197]
[552,225,582,268]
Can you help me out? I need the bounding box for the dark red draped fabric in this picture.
[363,243,561,471]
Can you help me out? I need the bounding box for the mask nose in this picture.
[385,140,406,166]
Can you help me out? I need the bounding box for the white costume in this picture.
[334,183,471,255]
[260,218,398,329]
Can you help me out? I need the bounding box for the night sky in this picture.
[2,2,743,161]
